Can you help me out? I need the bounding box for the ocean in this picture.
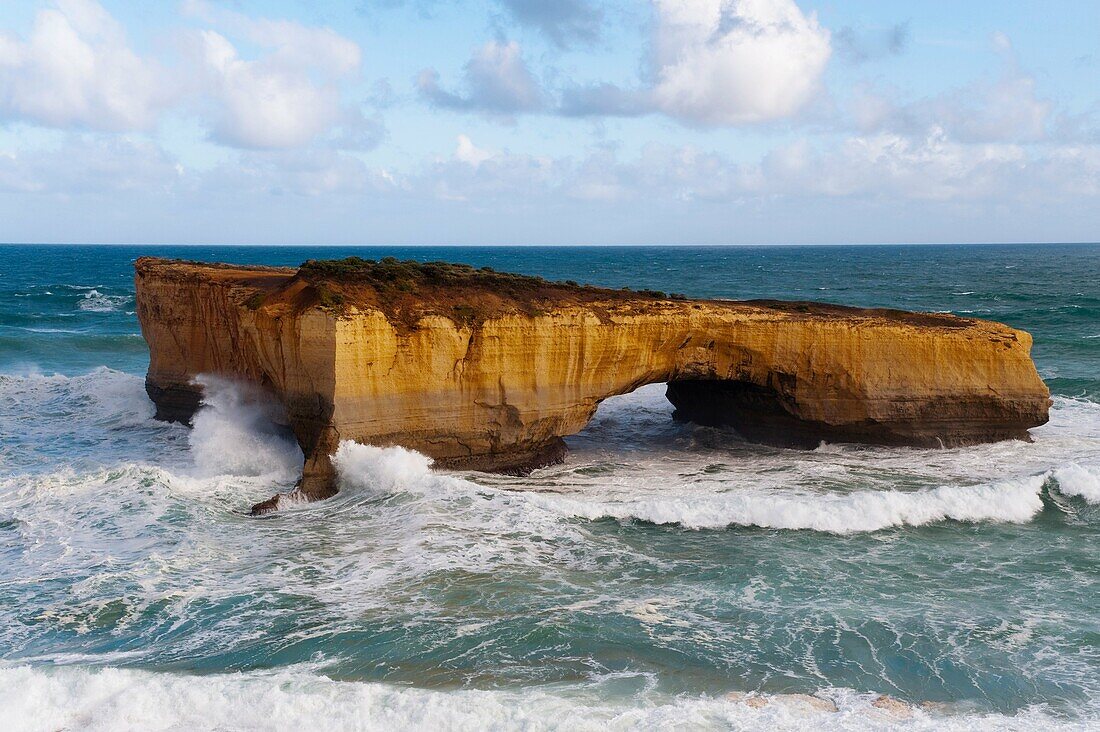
[0,243,1097,731]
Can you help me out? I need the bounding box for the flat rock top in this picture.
[135,256,985,332]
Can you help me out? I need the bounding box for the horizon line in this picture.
[2,241,1099,249]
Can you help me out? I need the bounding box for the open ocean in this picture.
[1,243,1098,731]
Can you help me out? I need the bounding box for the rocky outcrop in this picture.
[134,257,1051,513]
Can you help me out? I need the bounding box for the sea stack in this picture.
[134,257,1051,514]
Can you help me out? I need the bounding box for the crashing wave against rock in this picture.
[134,257,1051,514]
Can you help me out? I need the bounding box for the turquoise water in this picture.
[0,244,1098,731]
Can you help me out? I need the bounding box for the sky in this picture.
[0,0,1098,246]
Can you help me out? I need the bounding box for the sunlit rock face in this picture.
[135,257,1051,508]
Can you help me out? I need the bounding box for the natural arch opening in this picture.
[565,382,681,456]
[566,376,818,456]
[665,378,823,449]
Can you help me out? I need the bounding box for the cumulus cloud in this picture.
[0,0,375,151]
[418,40,545,114]
[0,0,168,131]
[188,30,347,149]
[182,0,361,77]
[785,131,1030,201]
[2,0,1098,246]
[407,122,1100,216]
[650,0,832,125]
[555,0,836,125]
[181,1,373,150]
[454,134,494,166]
[421,139,558,202]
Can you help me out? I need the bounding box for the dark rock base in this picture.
[146,380,202,425]
[435,438,568,476]
[665,379,1041,449]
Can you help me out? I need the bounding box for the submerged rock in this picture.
[724,692,838,713]
[775,693,839,713]
[724,692,769,708]
[872,694,914,718]
[135,256,1051,513]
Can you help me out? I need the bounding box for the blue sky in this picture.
[0,0,1097,245]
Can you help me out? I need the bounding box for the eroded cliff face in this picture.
[135,257,1051,512]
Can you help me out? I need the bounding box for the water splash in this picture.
[189,375,302,481]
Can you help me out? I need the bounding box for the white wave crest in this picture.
[328,438,1068,535]
[0,665,1091,732]
[77,289,130,313]
[332,441,435,495]
[531,475,1049,534]
[0,367,155,429]
[189,375,302,480]
[1052,463,1100,503]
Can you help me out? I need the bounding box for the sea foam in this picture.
[528,475,1050,533]
[1052,463,1100,503]
[330,439,1072,534]
[188,375,302,481]
[0,665,1092,732]
[77,289,131,313]
[333,441,435,495]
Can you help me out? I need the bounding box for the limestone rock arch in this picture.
[134,258,1051,513]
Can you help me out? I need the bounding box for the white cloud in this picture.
[651,0,832,125]
[189,29,351,149]
[1,0,1098,246]
[181,1,369,150]
[0,0,373,150]
[0,134,182,194]
[559,0,833,125]
[797,130,1029,201]
[410,128,1100,212]
[847,33,1053,145]
[851,71,1052,144]
[454,134,494,166]
[419,139,558,202]
[182,0,361,77]
[934,75,1050,143]
[0,0,167,131]
[4,128,1100,244]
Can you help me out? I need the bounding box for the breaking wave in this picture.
[0,367,154,428]
[333,441,435,495]
[1052,463,1100,503]
[189,375,302,480]
[530,475,1053,533]
[0,665,1091,732]
[77,289,131,313]
[332,440,1096,534]
[325,385,1100,534]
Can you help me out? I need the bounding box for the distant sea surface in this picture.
[1,244,1098,731]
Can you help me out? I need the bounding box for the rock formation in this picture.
[134,257,1051,514]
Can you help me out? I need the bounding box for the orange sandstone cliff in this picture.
[134,257,1051,514]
